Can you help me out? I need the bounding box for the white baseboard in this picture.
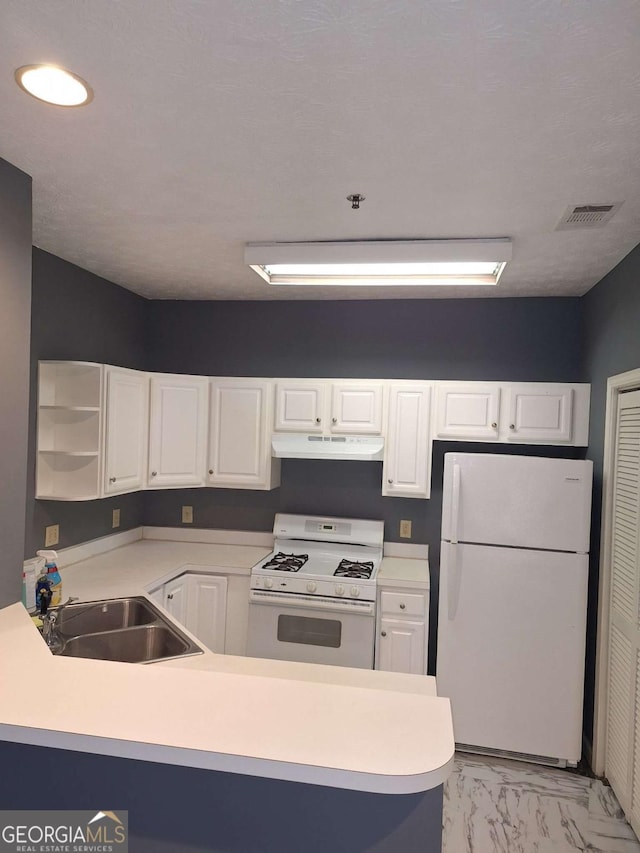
[383,542,429,559]
[26,527,143,569]
[142,526,274,548]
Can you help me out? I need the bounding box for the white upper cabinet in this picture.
[274,380,383,434]
[435,383,500,440]
[104,367,149,496]
[208,379,280,490]
[330,383,383,434]
[506,384,574,443]
[36,361,103,501]
[383,384,432,499]
[147,374,209,488]
[274,382,325,432]
[434,381,588,446]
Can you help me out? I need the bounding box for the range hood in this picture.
[272,433,384,461]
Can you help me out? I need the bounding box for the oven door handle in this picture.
[249,589,375,615]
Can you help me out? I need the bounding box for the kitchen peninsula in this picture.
[0,533,453,852]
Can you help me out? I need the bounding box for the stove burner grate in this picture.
[262,552,309,572]
[334,559,374,580]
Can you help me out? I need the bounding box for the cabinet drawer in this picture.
[380,591,426,617]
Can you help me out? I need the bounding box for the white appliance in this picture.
[271,433,384,461]
[247,513,384,668]
[436,452,593,766]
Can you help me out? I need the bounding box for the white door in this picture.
[104,367,149,495]
[148,374,208,487]
[505,384,574,442]
[187,575,227,653]
[330,383,383,434]
[383,384,432,498]
[604,389,640,831]
[435,383,500,440]
[164,575,189,626]
[274,382,325,432]
[378,618,425,674]
[437,541,588,761]
[442,453,593,552]
[208,380,274,489]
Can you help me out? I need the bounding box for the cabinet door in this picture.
[506,384,574,443]
[187,575,227,653]
[436,383,500,440]
[104,367,149,495]
[274,382,325,432]
[148,374,208,487]
[377,618,426,675]
[330,383,383,434]
[383,385,432,498]
[209,380,275,489]
[164,575,189,626]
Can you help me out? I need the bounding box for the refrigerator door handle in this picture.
[447,544,461,620]
[450,462,461,544]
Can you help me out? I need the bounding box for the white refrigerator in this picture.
[436,452,593,765]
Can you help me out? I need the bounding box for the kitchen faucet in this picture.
[41,596,79,652]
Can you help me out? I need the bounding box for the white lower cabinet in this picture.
[376,588,429,675]
[160,572,227,653]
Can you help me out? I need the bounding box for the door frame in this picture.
[592,367,640,776]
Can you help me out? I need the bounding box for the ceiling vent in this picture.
[556,203,622,230]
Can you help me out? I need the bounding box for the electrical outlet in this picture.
[182,505,193,524]
[399,519,412,539]
[45,524,59,547]
[112,508,121,529]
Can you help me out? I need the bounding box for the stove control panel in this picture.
[252,574,376,602]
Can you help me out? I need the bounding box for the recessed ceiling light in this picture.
[245,240,512,286]
[15,64,93,107]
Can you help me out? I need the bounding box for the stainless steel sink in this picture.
[59,624,195,663]
[45,596,203,664]
[55,597,157,636]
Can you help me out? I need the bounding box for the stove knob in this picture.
[350,586,360,598]
[335,584,345,596]
[307,581,317,593]
[264,578,274,589]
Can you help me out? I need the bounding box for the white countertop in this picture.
[378,556,430,590]
[0,537,451,794]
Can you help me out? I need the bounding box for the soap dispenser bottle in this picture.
[37,550,62,607]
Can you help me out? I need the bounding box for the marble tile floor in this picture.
[443,752,640,853]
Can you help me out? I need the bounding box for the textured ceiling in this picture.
[1,0,640,300]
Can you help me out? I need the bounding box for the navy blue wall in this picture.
[0,159,32,608]
[0,741,443,853]
[26,249,148,558]
[582,241,640,748]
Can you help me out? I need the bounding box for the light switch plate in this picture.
[182,506,193,524]
[112,509,121,529]
[399,520,412,539]
[45,524,59,547]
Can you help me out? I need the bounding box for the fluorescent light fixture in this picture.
[245,240,512,286]
[15,64,93,107]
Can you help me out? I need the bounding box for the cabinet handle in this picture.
[509,424,515,430]
[208,469,213,475]
[399,603,406,610]
[109,476,116,483]
[151,471,157,477]
[315,417,321,424]
[332,417,337,424]
[381,631,387,637]
[167,593,174,600]
[491,422,497,429]
[388,478,393,484]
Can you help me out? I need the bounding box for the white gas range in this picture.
[247,513,384,669]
